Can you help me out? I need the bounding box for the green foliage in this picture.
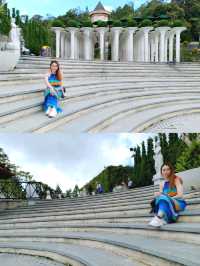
[72,184,80,197]
[0,179,26,199]
[66,19,80,28]
[156,20,170,27]
[55,185,62,194]
[51,19,65,27]
[0,2,11,36]
[176,139,200,172]
[66,189,72,198]
[111,3,134,21]
[127,19,137,27]
[22,19,54,55]
[81,19,93,27]
[121,18,137,27]
[83,137,156,192]
[159,133,187,168]
[140,19,152,27]
[0,147,32,198]
[112,20,122,27]
[83,134,200,193]
[170,19,185,27]
[84,165,134,193]
[93,20,107,27]
[181,43,200,62]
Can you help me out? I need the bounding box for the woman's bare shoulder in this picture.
[175,175,183,184]
[45,70,51,77]
[160,180,165,186]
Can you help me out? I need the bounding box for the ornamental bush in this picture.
[81,20,93,27]
[140,19,152,27]
[0,3,11,36]
[52,19,65,28]
[66,19,80,28]
[112,20,122,27]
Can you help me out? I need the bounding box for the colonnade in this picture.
[52,26,186,62]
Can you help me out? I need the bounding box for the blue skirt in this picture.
[43,88,63,113]
[155,194,186,223]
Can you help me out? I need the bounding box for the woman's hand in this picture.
[49,87,56,96]
[154,192,161,197]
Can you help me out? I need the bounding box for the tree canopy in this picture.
[82,133,200,194]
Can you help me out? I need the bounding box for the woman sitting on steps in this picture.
[44,60,65,118]
[149,162,187,227]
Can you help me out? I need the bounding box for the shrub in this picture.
[112,20,122,27]
[156,20,170,27]
[93,20,107,27]
[81,20,93,27]
[66,19,80,28]
[140,19,152,27]
[51,19,64,28]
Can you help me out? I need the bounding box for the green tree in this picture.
[22,19,54,55]
[0,2,11,36]
[72,184,80,197]
[176,139,200,172]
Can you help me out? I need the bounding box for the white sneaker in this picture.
[45,107,51,116]
[48,108,57,118]
[149,216,166,227]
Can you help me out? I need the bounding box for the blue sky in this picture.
[6,0,147,17]
[0,133,155,191]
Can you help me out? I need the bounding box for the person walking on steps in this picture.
[149,162,187,227]
[44,60,65,118]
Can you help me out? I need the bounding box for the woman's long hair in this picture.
[160,162,183,188]
[50,60,62,81]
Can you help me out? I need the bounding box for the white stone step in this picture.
[1,94,199,132]
[0,253,64,266]
[0,230,199,265]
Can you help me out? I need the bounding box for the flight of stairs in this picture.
[0,56,200,133]
[0,185,199,266]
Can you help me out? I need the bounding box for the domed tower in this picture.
[90,2,111,23]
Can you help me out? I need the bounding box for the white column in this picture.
[127,27,137,61]
[156,27,170,63]
[154,32,159,62]
[96,27,108,61]
[142,27,153,62]
[136,31,142,61]
[134,31,143,62]
[169,30,175,62]
[111,27,123,61]
[60,31,65,58]
[164,32,170,62]
[64,31,70,59]
[68,27,79,60]
[174,27,186,63]
[52,27,63,58]
[82,27,94,61]
[149,32,155,62]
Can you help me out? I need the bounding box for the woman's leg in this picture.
[156,199,174,223]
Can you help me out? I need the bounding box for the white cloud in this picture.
[104,5,113,12]
[0,133,155,191]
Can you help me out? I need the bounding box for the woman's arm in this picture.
[173,177,184,198]
[154,181,164,196]
[44,72,56,95]
[44,72,53,89]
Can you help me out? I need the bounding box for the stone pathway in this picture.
[146,113,200,132]
[0,253,64,266]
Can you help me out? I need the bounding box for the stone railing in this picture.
[52,26,186,63]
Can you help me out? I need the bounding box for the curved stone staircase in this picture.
[0,56,200,133]
[0,185,200,266]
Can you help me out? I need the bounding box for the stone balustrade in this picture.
[52,26,186,63]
